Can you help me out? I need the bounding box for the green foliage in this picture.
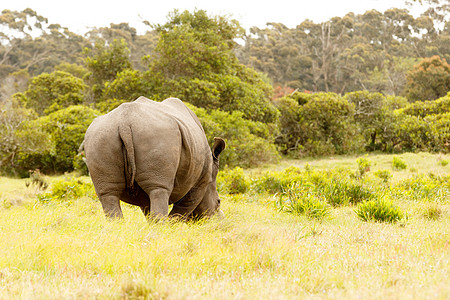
[404,56,450,102]
[84,39,132,102]
[188,104,279,168]
[392,156,407,170]
[38,177,95,203]
[54,63,89,79]
[401,93,450,117]
[15,71,87,115]
[277,183,331,220]
[20,106,99,173]
[374,169,393,183]
[356,156,372,177]
[252,166,375,206]
[147,10,277,123]
[216,167,250,194]
[102,69,150,102]
[346,91,391,150]
[0,99,52,176]
[275,92,362,156]
[394,174,450,202]
[439,159,449,166]
[318,177,376,206]
[355,199,406,223]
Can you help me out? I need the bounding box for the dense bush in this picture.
[0,100,52,176]
[275,92,362,156]
[188,104,280,168]
[401,93,450,117]
[17,106,100,174]
[147,10,279,123]
[216,167,250,194]
[14,71,87,115]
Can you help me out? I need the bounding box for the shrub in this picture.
[189,104,279,168]
[374,169,393,183]
[392,156,407,170]
[19,105,100,173]
[425,112,450,153]
[0,99,52,176]
[15,71,87,115]
[355,199,406,223]
[277,183,331,220]
[251,166,304,194]
[401,93,450,117]
[274,92,363,157]
[318,178,376,206]
[439,159,449,166]
[217,167,250,194]
[38,177,95,204]
[356,156,372,177]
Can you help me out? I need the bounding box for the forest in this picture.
[0,1,450,176]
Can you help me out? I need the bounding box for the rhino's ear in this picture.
[212,137,226,160]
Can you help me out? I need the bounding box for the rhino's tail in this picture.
[118,124,136,195]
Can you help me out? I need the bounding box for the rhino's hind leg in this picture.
[99,194,123,219]
[142,188,170,220]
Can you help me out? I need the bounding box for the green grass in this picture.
[269,152,450,182]
[0,152,449,299]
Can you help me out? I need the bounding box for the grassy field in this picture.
[0,152,449,299]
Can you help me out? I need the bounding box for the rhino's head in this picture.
[191,137,226,219]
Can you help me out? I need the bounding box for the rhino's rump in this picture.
[84,97,212,205]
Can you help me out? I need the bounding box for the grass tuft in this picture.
[355,198,406,223]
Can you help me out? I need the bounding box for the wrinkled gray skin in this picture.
[82,97,225,220]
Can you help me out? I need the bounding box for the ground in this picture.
[0,152,448,299]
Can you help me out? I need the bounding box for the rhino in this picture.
[82,96,225,220]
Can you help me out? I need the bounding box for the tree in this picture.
[102,69,150,102]
[15,71,87,115]
[0,9,89,81]
[0,99,51,175]
[84,39,132,102]
[0,8,49,78]
[86,23,158,70]
[147,10,278,123]
[404,55,450,101]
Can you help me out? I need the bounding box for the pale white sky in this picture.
[3,0,421,34]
